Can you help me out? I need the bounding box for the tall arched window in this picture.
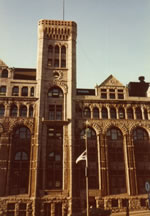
[0,104,5,117]
[106,127,126,195]
[21,87,28,96]
[78,128,98,189]
[110,107,116,119]
[12,86,19,96]
[20,105,27,117]
[93,107,99,119]
[132,127,150,194]
[55,45,59,54]
[102,107,108,119]
[10,104,18,117]
[83,107,91,118]
[118,107,125,119]
[61,46,66,54]
[135,107,142,120]
[127,107,134,119]
[48,87,63,98]
[10,126,31,194]
[46,127,63,189]
[29,105,33,117]
[2,69,8,78]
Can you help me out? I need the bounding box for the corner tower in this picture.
[36,20,77,215]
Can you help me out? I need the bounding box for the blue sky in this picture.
[0,0,150,87]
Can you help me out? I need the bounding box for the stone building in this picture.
[0,19,150,216]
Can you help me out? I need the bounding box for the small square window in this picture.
[118,94,124,99]
[109,93,115,99]
[101,93,107,99]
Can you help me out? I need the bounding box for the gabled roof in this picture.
[0,59,7,67]
[99,75,124,87]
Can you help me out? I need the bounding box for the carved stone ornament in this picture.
[53,70,63,80]
[48,80,68,93]
[8,118,34,134]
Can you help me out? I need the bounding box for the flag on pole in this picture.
[76,150,87,164]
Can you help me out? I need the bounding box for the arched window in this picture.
[46,127,63,189]
[93,107,99,119]
[29,105,33,117]
[55,45,59,54]
[110,107,116,119]
[48,87,63,98]
[106,127,126,195]
[30,87,34,97]
[2,69,8,78]
[135,107,142,120]
[20,105,27,117]
[12,86,19,96]
[48,45,53,53]
[61,46,66,54]
[132,127,150,194]
[10,104,18,117]
[118,107,125,119]
[127,107,134,119]
[0,104,5,117]
[10,126,31,194]
[0,86,6,96]
[21,87,28,96]
[83,107,91,118]
[144,109,148,120]
[79,128,98,189]
[102,107,108,119]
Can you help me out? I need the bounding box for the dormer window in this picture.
[2,69,8,78]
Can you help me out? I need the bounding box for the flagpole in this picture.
[85,128,89,216]
[63,0,65,20]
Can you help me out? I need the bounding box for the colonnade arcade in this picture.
[75,124,150,197]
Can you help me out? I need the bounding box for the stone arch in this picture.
[8,119,34,135]
[48,81,68,94]
[102,121,127,136]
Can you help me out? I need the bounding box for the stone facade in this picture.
[0,20,150,216]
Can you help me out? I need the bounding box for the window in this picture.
[48,59,52,67]
[102,107,108,119]
[0,86,6,96]
[44,203,51,216]
[20,105,27,117]
[0,104,5,117]
[10,127,31,195]
[46,127,63,189]
[18,203,26,216]
[118,107,125,119]
[61,59,66,68]
[144,109,148,120]
[110,107,116,119]
[54,59,59,67]
[93,107,99,119]
[133,127,150,194]
[127,108,133,119]
[61,46,66,54]
[12,86,19,96]
[29,106,33,117]
[48,87,63,98]
[21,87,28,96]
[101,89,107,99]
[10,105,17,117]
[109,89,115,99]
[106,128,126,195]
[79,128,98,189]
[49,105,63,120]
[48,45,53,53]
[55,203,62,216]
[7,203,15,216]
[135,107,142,120]
[55,45,59,54]
[30,87,34,96]
[83,107,91,118]
[2,69,8,78]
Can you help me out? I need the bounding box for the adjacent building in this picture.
[0,19,150,216]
